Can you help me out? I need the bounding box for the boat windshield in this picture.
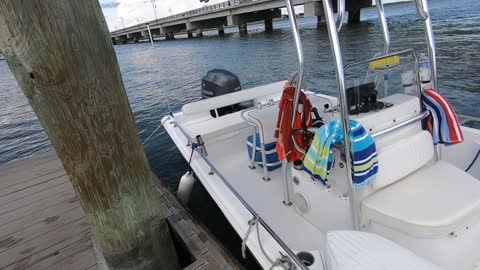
[344,50,422,106]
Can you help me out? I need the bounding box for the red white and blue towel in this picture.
[421,89,464,145]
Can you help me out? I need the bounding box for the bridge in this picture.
[110,0,372,44]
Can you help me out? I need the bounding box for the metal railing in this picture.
[321,0,359,230]
[241,104,276,182]
[336,0,345,32]
[166,116,309,270]
[372,111,430,138]
[286,0,305,135]
[376,0,390,55]
[414,0,438,91]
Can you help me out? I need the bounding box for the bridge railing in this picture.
[111,0,262,35]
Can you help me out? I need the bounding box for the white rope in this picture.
[142,123,163,145]
[242,215,294,270]
[242,216,258,259]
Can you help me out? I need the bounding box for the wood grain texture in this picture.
[0,1,178,269]
[0,150,242,270]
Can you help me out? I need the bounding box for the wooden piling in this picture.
[0,1,179,269]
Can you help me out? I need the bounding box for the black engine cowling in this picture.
[202,69,241,99]
[202,69,247,117]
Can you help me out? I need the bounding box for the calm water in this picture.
[1,0,479,266]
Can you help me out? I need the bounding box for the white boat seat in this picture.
[362,161,480,237]
[325,231,441,270]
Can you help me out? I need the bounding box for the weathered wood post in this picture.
[0,1,179,269]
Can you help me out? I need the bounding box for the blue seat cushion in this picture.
[246,133,281,171]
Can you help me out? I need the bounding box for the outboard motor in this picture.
[202,69,248,117]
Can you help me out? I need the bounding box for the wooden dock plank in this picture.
[0,158,62,184]
[0,206,85,253]
[0,152,57,176]
[0,189,77,227]
[0,175,68,206]
[0,169,66,196]
[1,232,93,270]
[47,243,97,270]
[0,218,90,268]
[0,167,65,191]
[0,197,81,238]
[0,182,73,215]
[0,153,96,270]
[0,151,241,270]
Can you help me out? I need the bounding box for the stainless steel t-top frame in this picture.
[414,0,438,91]
[321,0,439,230]
[376,0,390,55]
[321,0,359,230]
[285,0,304,135]
[286,0,345,155]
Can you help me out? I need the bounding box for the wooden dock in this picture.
[0,151,241,270]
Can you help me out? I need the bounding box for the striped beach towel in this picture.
[421,89,464,145]
[303,120,378,187]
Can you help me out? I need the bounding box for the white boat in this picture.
[163,0,480,269]
[0,54,4,60]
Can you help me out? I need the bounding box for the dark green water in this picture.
[1,0,479,267]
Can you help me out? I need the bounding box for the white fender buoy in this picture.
[177,172,195,205]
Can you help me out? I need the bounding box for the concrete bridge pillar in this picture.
[317,15,326,27]
[196,29,203,38]
[238,23,247,36]
[165,32,175,40]
[187,31,193,39]
[218,26,225,36]
[264,19,273,32]
[305,0,370,27]
[348,8,361,24]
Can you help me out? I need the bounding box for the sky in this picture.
[100,0,409,32]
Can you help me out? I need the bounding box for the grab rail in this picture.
[196,150,308,269]
[372,111,430,138]
[321,0,359,230]
[167,116,309,270]
[241,104,276,182]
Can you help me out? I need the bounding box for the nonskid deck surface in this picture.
[205,128,326,252]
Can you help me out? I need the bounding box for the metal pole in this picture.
[376,0,390,55]
[414,0,438,91]
[374,0,390,91]
[414,0,441,160]
[285,0,305,131]
[336,0,345,32]
[322,0,359,230]
[146,24,154,46]
[282,160,292,206]
[151,0,158,20]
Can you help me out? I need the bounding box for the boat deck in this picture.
[0,151,241,270]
